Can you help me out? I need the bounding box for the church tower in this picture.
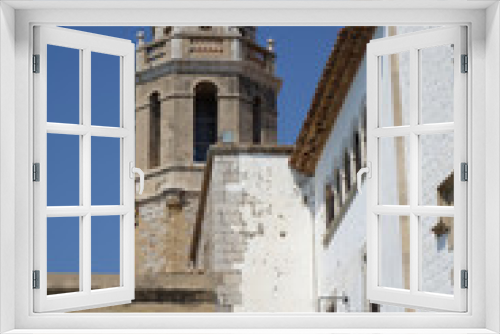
[134,27,281,281]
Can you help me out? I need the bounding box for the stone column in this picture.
[231,37,242,61]
[171,27,183,59]
[218,95,240,143]
[172,94,194,164]
[135,30,145,72]
[266,39,276,74]
[159,96,176,167]
[135,103,149,172]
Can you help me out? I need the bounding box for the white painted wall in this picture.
[314,26,455,312]
[0,2,16,332]
[200,152,314,312]
[485,3,500,332]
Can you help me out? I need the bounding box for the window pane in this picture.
[47,217,80,295]
[379,136,410,205]
[47,134,80,206]
[91,52,121,127]
[47,45,80,124]
[420,132,454,206]
[378,215,410,290]
[420,44,454,124]
[378,51,410,127]
[91,136,121,205]
[420,216,454,295]
[91,216,121,290]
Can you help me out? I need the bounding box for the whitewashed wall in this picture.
[201,152,314,312]
[314,26,455,312]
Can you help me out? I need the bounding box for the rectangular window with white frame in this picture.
[4,2,497,331]
[31,24,468,315]
[364,25,467,312]
[33,26,140,312]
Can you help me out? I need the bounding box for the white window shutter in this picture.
[366,26,467,312]
[33,26,136,313]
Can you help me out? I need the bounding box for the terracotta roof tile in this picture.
[289,27,376,176]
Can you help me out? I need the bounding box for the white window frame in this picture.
[366,26,467,312]
[0,1,498,333]
[32,26,136,313]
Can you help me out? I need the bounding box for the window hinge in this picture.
[33,163,40,182]
[461,270,468,289]
[33,270,40,289]
[461,162,468,181]
[461,54,468,73]
[33,54,40,73]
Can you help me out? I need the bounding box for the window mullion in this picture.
[82,48,92,294]
[409,47,419,294]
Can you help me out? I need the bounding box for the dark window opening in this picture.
[194,82,218,162]
[335,169,342,206]
[149,92,161,169]
[325,185,334,227]
[344,150,351,192]
[199,26,212,31]
[354,131,362,173]
[252,97,262,144]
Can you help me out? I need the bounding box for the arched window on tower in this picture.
[149,92,161,169]
[252,97,262,144]
[194,82,218,162]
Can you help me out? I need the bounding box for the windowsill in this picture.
[4,329,497,334]
[2,3,496,333]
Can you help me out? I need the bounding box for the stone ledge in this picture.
[135,187,201,204]
[140,163,205,180]
[47,273,218,304]
[208,143,294,156]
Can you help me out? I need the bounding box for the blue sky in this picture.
[47,26,342,276]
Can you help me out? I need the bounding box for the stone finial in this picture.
[153,27,163,40]
[267,38,275,52]
[136,30,145,47]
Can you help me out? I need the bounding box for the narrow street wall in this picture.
[194,145,314,312]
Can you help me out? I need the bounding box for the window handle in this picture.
[129,162,144,195]
[356,161,371,194]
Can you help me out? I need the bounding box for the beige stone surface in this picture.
[120,26,282,313]
[75,302,216,313]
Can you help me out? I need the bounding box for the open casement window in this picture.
[33,26,139,312]
[365,26,467,312]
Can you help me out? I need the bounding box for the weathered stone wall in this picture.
[198,147,315,312]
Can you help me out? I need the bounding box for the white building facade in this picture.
[192,145,314,312]
[293,26,455,312]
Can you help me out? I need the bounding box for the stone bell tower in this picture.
[134,26,281,281]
